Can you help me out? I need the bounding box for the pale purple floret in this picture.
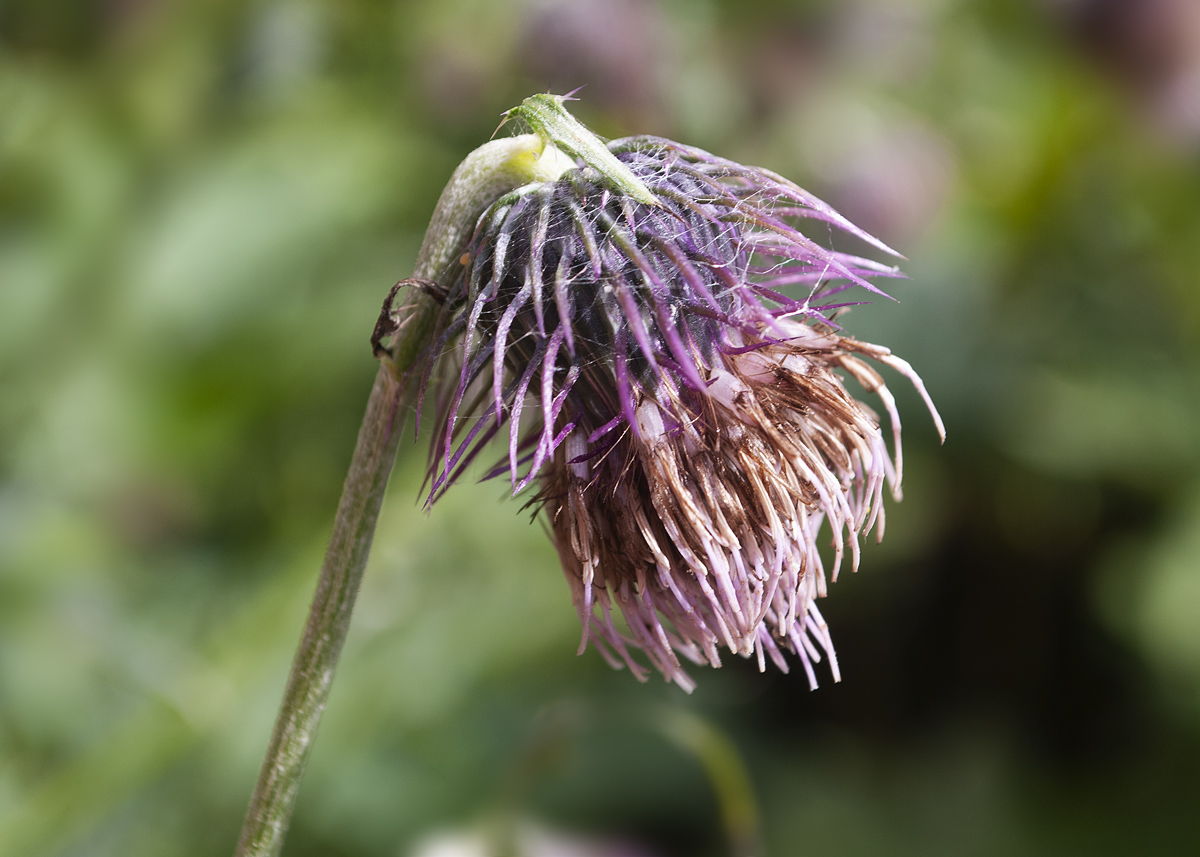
[419,135,944,691]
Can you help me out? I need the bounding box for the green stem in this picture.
[232,362,406,857]
[232,132,573,857]
[656,709,761,857]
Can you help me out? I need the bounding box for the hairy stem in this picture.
[233,362,406,857]
[233,132,574,857]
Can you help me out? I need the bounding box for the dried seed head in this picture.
[418,113,944,691]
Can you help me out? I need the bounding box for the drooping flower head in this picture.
[417,96,944,692]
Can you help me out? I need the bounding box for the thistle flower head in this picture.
[416,97,944,692]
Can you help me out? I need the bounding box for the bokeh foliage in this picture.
[1,0,1199,854]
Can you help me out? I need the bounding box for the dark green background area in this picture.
[2,0,1198,854]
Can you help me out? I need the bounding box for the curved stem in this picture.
[655,708,761,857]
[232,131,575,857]
[233,363,406,857]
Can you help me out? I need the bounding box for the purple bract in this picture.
[418,135,944,691]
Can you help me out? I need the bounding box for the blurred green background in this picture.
[2,0,1200,854]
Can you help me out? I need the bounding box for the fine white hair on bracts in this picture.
[421,133,944,690]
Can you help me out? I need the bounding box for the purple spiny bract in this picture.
[418,134,944,692]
